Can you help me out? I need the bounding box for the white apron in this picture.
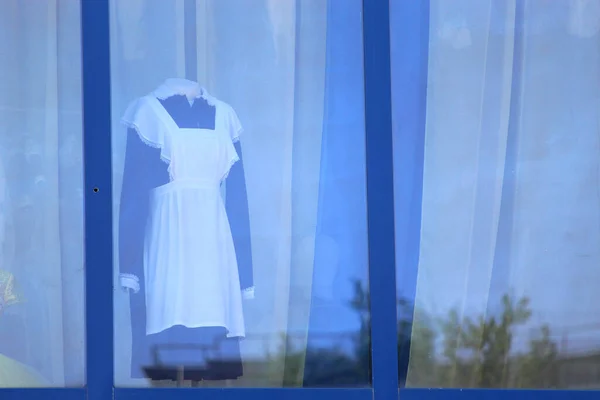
[142,97,245,338]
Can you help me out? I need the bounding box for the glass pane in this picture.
[0,0,85,388]
[393,0,600,390]
[111,0,370,388]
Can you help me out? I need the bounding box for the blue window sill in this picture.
[114,387,372,400]
[400,389,600,400]
[0,388,85,400]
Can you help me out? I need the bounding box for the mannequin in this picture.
[119,78,254,383]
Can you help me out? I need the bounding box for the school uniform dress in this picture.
[119,78,254,381]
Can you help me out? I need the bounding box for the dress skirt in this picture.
[131,179,246,381]
[144,179,245,338]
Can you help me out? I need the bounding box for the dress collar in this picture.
[153,78,215,105]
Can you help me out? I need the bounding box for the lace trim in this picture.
[231,127,243,144]
[120,273,139,283]
[154,78,216,106]
[221,154,240,182]
[242,286,255,300]
[122,119,175,181]
[120,273,140,294]
[121,120,170,164]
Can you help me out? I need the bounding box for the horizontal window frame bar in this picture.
[115,387,372,400]
[399,389,600,399]
[0,388,86,400]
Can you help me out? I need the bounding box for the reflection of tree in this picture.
[278,280,570,388]
[401,303,436,386]
[514,325,559,388]
[296,280,371,387]
[433,294,533,387]
[408,293,561,389]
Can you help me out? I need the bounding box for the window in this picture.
[393,0,600,392]
[110,0,371,389]
[2,0,597,399]
[0,0,85,389]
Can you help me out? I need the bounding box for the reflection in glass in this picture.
[0,0,85,387]
[393,0,600,390]
[111,0,370,387]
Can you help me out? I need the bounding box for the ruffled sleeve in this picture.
[121,96,172,163]
[226,105,244,144]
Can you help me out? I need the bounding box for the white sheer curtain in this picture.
[408,0,600,389]
[0,0,84,387]
[110,0,327,387]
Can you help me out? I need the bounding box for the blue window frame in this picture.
[1,0,599,399]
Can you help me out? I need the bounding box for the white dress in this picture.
[124,94,246,338]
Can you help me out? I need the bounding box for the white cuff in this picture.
[120,273,140,294]
[242,286,255,300]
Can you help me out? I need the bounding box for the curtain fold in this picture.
[406,0,600,389]
[0,0,84,387]
[302,0,369,387]
[284,0,328,386]
[56,0,85,386]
